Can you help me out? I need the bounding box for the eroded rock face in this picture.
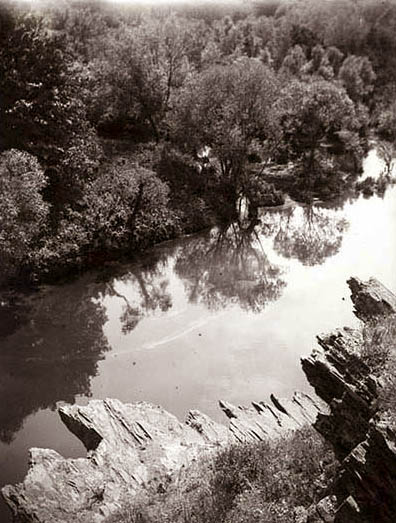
[348,276,396,322]
[3,276,396,523]
[302,327,377,459]
[2,393,323,522]
[303,277,396,522]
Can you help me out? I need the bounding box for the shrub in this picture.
[360,314,396,421]
[0,149,49,283]
[244,176,285,208]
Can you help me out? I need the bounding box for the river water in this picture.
[0,149,395,521]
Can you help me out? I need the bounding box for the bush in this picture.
[156,146,218,230]
[82,158,180,248]
[376,102,396,141]
[360,314,396,422]
[244,176,285,208]
[30,158,181,279]
[0,149,49,283]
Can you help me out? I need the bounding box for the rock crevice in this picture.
[303,277,396,522]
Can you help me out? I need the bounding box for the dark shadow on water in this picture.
[0,249,174,444]
[0,281,110,444]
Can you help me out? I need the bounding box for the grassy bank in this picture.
[110,426,338,523]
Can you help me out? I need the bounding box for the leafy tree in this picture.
[32,158,179,277]
[360,0,396,86]
[280,45,308,77]
[89,14,198,140]
[0,6,102,214]
[171,58,279,215]
[274,79,363,183]
[338,55,376,104]
[376,100,396,141]
[0,150,49,280]
[51,2,113,62]
[78,159,179,251]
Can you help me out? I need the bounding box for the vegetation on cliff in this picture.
[112,426,338,523]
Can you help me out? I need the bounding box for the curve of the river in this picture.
[0,148,395,521]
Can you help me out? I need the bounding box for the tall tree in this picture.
[274,79,363,183]
[0,6,102,212]
[171,58,279,214]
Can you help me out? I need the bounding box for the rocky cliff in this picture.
[2,276,396,523]
[302,277,396,522]
[2,392,324,522]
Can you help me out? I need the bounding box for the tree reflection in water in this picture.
[175,221,286,312]
[0,202,350,444]
[270,205,349,266]
[102,258,172,335]
[0,281,110,444]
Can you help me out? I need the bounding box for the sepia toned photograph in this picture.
[0,0,395,521]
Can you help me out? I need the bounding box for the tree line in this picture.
[1,0,396,286]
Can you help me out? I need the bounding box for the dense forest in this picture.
[1,0,396,287]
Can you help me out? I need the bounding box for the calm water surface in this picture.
[1,150,396,521]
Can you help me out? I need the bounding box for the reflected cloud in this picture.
[175,221,286,312]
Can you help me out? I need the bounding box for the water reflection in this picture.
[175,221,286,312]
[0,281,109,443]
[103,258,172,334]
[0,200,352,444]
[268,205,348,266]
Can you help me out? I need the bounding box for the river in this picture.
[0,149,395,521]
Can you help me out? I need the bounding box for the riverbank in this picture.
[3,142,393,293]
[3,276,396,522]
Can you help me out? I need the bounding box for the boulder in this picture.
[348,277,396,321]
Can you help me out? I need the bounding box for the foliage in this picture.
[359,314,396,429]
[1,0,396,286]
[338,55,376,104]
[110,426,339,523]
[274,79,363,184]
[376,100,396,141]
[171,58,279,214]
[0,150,49,281]
[243,177,285,209]
[35,159,180,274]
[0,4,102,219]
[155,146,216,231]
[360,314,396,377]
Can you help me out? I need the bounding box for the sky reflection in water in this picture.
[0,155,396,521]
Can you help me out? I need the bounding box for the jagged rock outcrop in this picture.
[348,276,396,322]
[303,277,396,522]
[3,276,396,523]
[220,392,326,442]
[2,392,323,523]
